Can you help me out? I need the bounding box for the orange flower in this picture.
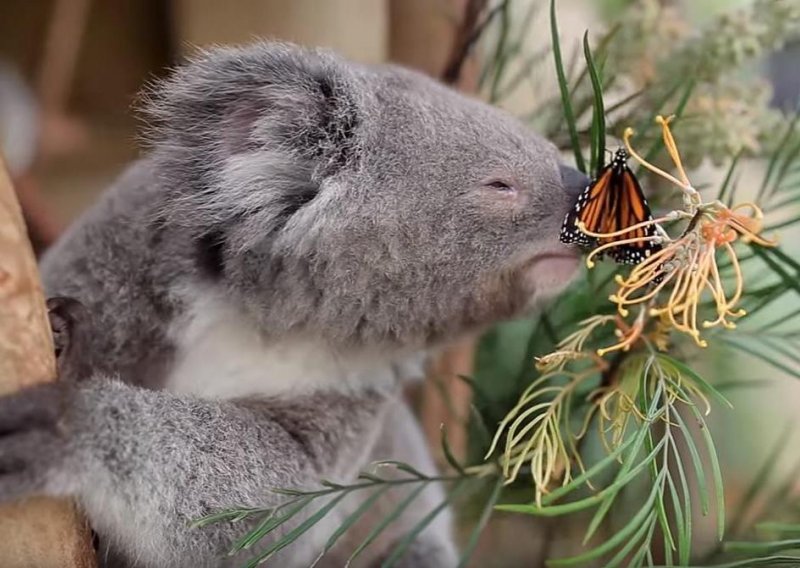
[585,115,777,347]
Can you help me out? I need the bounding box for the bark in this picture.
[0,157,94,567]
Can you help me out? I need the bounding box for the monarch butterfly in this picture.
[559,148,661,264]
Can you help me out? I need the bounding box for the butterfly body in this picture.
[560,148,661,265]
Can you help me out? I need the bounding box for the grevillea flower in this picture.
[584,115,777,347]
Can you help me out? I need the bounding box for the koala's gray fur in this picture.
[0,42,587,567]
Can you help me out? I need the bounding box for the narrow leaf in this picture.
[457,477,504,568]
[583,31,605,176]
[381,482,469,568]
[243,492,349,567]
[550,0,586,172]
[314,486,392,565]
[346,483,428,565]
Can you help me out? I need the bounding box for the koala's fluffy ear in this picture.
[144,43,363,253]
[145,42,361,174]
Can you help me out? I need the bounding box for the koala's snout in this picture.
[559,164,590,198]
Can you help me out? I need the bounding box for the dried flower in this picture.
[535,315,615,371]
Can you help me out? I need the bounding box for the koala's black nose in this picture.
[559,164,590,198]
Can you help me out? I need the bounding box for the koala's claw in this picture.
[0,383,66,502]
[47,297,93,382]
[47,296,86,357]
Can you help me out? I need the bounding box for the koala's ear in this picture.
[143,42,361,173]
[144,43,365,261]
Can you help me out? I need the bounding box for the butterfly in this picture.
[559,148,661,265]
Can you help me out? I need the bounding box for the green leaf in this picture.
[723,337,800,380]
[669,439,693,565]
[642,78,696,165]
[657,354,733,409]
[672,409,710,519]
[313,486,392,565]
[763,245,800,277]
[550,0,586,173]
[583,31,606,176]
[739,285,791,320]
[759,337,800,369]
[468,403,493,451]
[759,111,800,203]
[567,22,619,97]
[604,512,657,568]
[358,472,387,483]
[487,1,512,103]
[547,472,664,567]
[703,556,800,568]
[757,523,800,536]
[728,425,792,537]
[229,496,313,554]
[457,477,504,568]
[678,389,726,540]
[381,482,469,568]
[630,517,659,566]
[642,427,675,560]
[372,460,429,480]
[540,433,638,504]
[441,427,467,476]
[750,247,800,298]
[724,539,800,555]
[243,492,349,567]
[769,137,800,199]
[718,150,743,204]
[499,436,666,516]
[582,379,667,541]
[191,507,264,529]
[346,483,428,565]
[605,88,645,115]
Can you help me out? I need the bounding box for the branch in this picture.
[0,156,94,567]
[440,0,497,85]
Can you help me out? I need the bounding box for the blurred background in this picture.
[0,1,797,566]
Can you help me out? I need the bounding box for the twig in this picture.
[440,0,499,85]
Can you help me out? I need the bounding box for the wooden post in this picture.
[0,157,95,567]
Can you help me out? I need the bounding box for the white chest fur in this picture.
[165,292,427,400]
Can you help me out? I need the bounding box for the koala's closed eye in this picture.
[483,179,518,194]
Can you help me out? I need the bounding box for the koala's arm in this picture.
[0,305,386,567]
[68,379,381,566]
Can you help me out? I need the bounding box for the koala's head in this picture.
[147,42,587,350]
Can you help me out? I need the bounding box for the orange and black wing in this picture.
[559,166,614,248]
[603,165,661,265]
[560,150,661,265]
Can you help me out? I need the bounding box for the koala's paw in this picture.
[47,296,94,382]
[0,383,68,502]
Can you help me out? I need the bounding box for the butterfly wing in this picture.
[559,167,614,249]
[559,159,661,265]
[604,166,661,265]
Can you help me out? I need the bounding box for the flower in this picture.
[586,115,777,347]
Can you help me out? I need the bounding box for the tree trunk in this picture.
[0,156,94,567]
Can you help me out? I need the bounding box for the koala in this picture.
[0,42,587,567]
